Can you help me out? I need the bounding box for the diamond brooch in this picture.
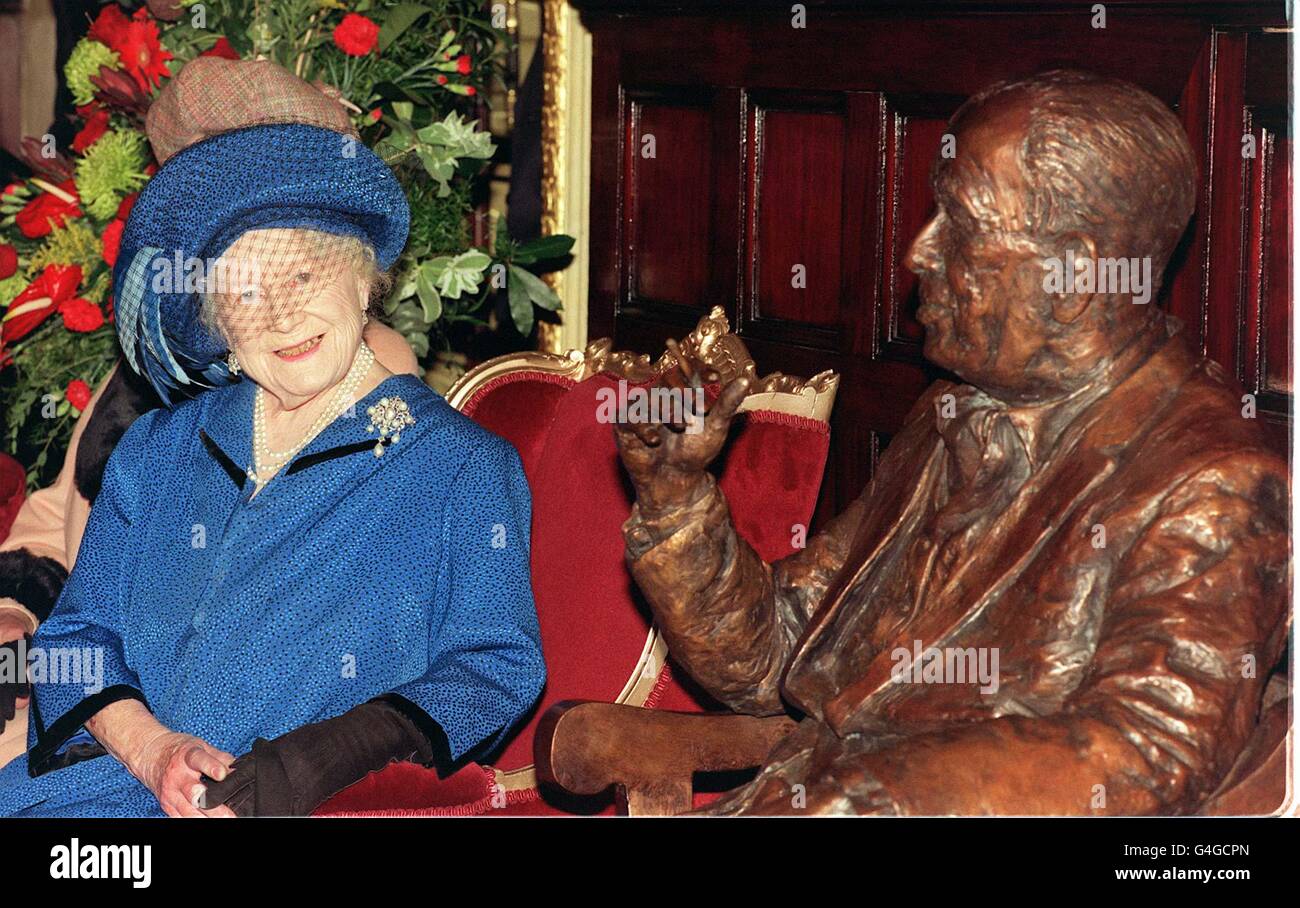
[366,396,416,457]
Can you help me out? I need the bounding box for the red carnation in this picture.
[102,219,125,267]
[59,296,105,333]
[72,105,111,153]
[89,6,173,93]
[117,192,138,221]
[66,379,93,411]
[15,180,81,239]
[465,86,476,96]
[1,264,83,347]
[0,244,16,280]
[456,54,471,75]
[333,14,379,57]
[201,37,240,60]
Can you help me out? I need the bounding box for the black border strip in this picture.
[27,684,148,778]
[285,436,393,476]
[198,429,247,490]
[372,692,454,774]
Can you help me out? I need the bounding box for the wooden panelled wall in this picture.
[574,0,1291,526]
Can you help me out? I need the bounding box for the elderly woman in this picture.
[0,59,545,817]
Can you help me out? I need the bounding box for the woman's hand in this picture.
[201,698,436,816]
[130,730,239,818]
[86,698,237,817]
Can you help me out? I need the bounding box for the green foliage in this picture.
[26,222,104,279]
[406,176,472,254]
[1,0,573,492]
[1,319,118,489]
[75,128,149,220]
[64,39,121,106]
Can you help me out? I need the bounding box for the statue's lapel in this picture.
[820,442,1117,733]
[793,329,1199,735]
[779,424,948,715]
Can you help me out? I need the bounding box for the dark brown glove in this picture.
[198,696,445,817]
[0,636,30,733]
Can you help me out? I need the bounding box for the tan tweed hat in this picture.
[144,56,360,165]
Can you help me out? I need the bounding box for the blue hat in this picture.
[112,122,410,405]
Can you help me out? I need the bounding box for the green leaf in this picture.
[507,270,534,336]
[430,250,491,299]
[392,100,415,122]
[415,262,443,322]
[373,81,432,108]
[379,4,432,52]
[512,234,575,265]
[509,264,562,310]
[417,147,455,178]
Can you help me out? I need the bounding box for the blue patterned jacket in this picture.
[0,372,545,817]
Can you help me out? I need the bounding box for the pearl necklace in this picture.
[248,341,376,490]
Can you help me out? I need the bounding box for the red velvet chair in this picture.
[314,307,839,816]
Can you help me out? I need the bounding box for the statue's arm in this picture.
[749,452,1289,815]
[623,474,867,716]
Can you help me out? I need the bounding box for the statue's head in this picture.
[905,70,1196,403]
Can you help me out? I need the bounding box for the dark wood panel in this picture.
[578,11,1217,104]
[751,106,845,328]
[1261,131,1290,399]
[580,2,1291,523]
[882,96,965,360]
[625,97,713,309]
[1242,30,1290,424]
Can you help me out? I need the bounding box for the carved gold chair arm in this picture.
[534,700,798,816]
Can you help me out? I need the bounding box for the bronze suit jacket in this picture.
[623,322,1290,815]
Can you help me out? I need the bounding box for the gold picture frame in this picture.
[537,0,593,355]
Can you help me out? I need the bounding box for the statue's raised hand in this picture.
[613,339,751,515]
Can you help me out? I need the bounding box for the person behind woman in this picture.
[0,57,545,817]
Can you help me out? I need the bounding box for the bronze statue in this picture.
[612,70,1291,815]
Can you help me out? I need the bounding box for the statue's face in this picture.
[905,98,1067,401]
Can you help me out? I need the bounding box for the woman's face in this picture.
[213,228,371,408]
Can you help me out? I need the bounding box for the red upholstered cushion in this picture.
[318,367,831,816]
[314,762,499,817]
[0,452,25,544]
[455,371,571,487]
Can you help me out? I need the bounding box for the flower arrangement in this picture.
[0,0,571,490]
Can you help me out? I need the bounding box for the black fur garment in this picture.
[1,361,176,622]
